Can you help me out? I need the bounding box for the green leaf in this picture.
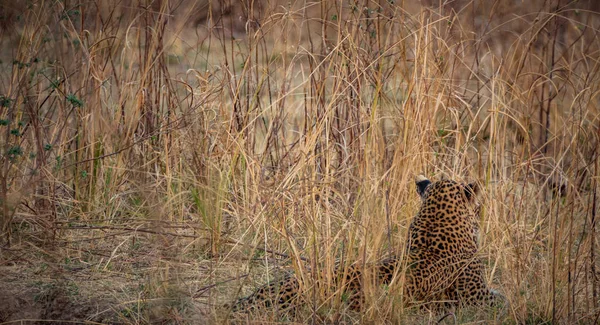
[66,94,83,108]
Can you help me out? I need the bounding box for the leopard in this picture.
[229,175,501,314]
[405,175,498,309]
[230,259,399,314]
[230,271,301,314]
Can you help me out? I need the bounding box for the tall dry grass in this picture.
[0,0,598,323]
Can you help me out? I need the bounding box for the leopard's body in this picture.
[231,259,400,313]
[230,176,499,313]
[231,271,300,313]
[405,176,496,308]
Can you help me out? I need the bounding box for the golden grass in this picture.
[0,0,599,323]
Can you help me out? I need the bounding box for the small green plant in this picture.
[7,146,23,161]
[0,95,11,107]
[66,94,83,107]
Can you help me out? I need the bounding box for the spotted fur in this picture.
[406,176,497,308]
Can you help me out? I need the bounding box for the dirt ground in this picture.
[0,266,114,323]
[0,239,218,324]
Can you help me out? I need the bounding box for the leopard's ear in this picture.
[415,175,431,199]
[464,182,479,201]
